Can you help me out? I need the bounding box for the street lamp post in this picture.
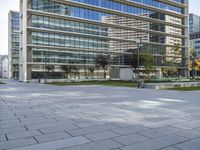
[136,38,141,88]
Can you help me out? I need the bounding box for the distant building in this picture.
[189,13,200,33]
[189,13,200,57]
[8,11,19,79]
[0,55,3,78]
[190,32,200,57]
[2,55,9,78]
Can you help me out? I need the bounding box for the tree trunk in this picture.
[103,68,106,79]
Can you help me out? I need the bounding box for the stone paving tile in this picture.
[174,137,200,150]
[39,124,79,134]
[0,122,23,129]
[0,137,37,150]
[1,80,200,150]
[139,126,181,139]
[59,139,122,150]
[172,120,200,130]
[160,146,182,150]
[0,117,19,122]
[84,131,120,141]
[0,134,6,142]
[7,130,42,140]
[75,122,105,128]
[25,121,61,130]
[121,135,188,150]
[9,136,91,150]
[113,133,150,146]
[21,118,57,126]
[35,131,72,143]
[112,125,149,136]
[0,119,20,125]
[0,126,27,135]
[175,129,200,139]
[143,118,186,129]
[67,124,119,137]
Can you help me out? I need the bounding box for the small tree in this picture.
[95,55,110,79]
[131,50,149,79]
[89,67,95,79]
[172,44,181,77]
[190,48,197,79]
[45,65,55,78]
[142,52,156,79]
[61,65,70,79]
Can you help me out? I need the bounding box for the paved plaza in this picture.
[0,80,200,150]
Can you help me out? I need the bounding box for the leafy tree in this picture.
[142,52,156,79]
[190,48,197,79]
[89,67,95,79]
[45,65,54,78]
[61,65,71,79]
[131,50,154,79]
[168,44,181,77]
[95,55,110,79]
[83,60,88,79]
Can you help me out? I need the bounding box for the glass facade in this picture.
[9,11,19,79]
[20,0,188,80]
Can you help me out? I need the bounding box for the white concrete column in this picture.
[19,0,30,82]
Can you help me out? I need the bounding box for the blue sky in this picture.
[0,0,199,55]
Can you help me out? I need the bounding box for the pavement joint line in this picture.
[172,145,184,150]
[110,138,126,147]
[64,130,73,137]
[136,131,155,139]
[159,138,193,150]
[38,129,44,135]
[33,136,40,144]
[24,125,29,131]
[5,134,8,141]
[82,134,95,142]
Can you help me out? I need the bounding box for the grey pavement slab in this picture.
[67,124,119,137]
[112,125,149,136]
[9,136,91,150]
[174,137,200,150]
[1,79,200,150]
[0,126,27,135]
[59,139,123,150]
[0,137,37,150]
[35,131,72,143]
[121,135,188,150]
[7,130,42,140]
[39,124,79,134]
[84,131,120,141]
[0,134,6,142]
[160,146,182,150]
[175,129,200,139]
[113,133,150,145]
[139,126,181,139]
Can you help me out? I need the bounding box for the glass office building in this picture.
[19,0,189,82]
[8,11,19,79]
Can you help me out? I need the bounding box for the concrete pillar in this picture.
[182,0,190,77]
[19,0,31,82]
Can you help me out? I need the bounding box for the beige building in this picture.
[103,14,150,52]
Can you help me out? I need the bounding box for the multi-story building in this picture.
[19,0,189,82]
[0,55,3,78]
[2,55,9,78]
[190,32,200,57]
[8,11,20,79]
[189,13,200,33]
